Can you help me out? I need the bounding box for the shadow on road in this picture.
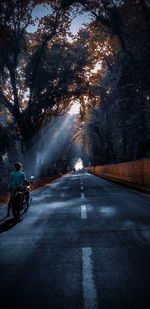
[0,218,21,234]
[0,215,8,223]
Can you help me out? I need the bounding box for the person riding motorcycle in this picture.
[7,162,29,217]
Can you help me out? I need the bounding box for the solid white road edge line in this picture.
[82,247,98,309]
[81,205,87,219]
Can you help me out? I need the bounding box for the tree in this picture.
[0,1,93,173]
[1,0,150,175]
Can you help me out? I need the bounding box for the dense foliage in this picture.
[79,0,150,164]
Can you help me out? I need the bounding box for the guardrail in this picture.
[86,159,150,188]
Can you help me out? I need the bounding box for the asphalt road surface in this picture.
[0,171,150,309]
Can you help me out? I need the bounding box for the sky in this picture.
[28,4,92,35]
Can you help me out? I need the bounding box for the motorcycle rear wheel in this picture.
[12,195,22,220]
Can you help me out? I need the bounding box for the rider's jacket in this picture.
[9,171,26,189]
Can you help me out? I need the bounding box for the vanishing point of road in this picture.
[0,171,150,309]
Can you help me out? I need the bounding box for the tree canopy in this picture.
[0,0,150,177]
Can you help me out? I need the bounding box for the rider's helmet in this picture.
[14,162,22,171]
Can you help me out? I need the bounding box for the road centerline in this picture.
[81,205,87,219]
[81,192,85,199]
[82,247,98,309]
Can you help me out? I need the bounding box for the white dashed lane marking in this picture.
[82,247,98,309]
[81,205,87,219]
[81,192,85,199]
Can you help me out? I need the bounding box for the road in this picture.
[0,171,150,309]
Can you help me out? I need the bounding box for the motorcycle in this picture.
[11,180,32,220]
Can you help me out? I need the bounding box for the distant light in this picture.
[75,158,83,171]
[106,87,111,94]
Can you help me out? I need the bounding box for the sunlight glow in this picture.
[75,158,84,171]
[91,62,102,73]
[69,102,80,115]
